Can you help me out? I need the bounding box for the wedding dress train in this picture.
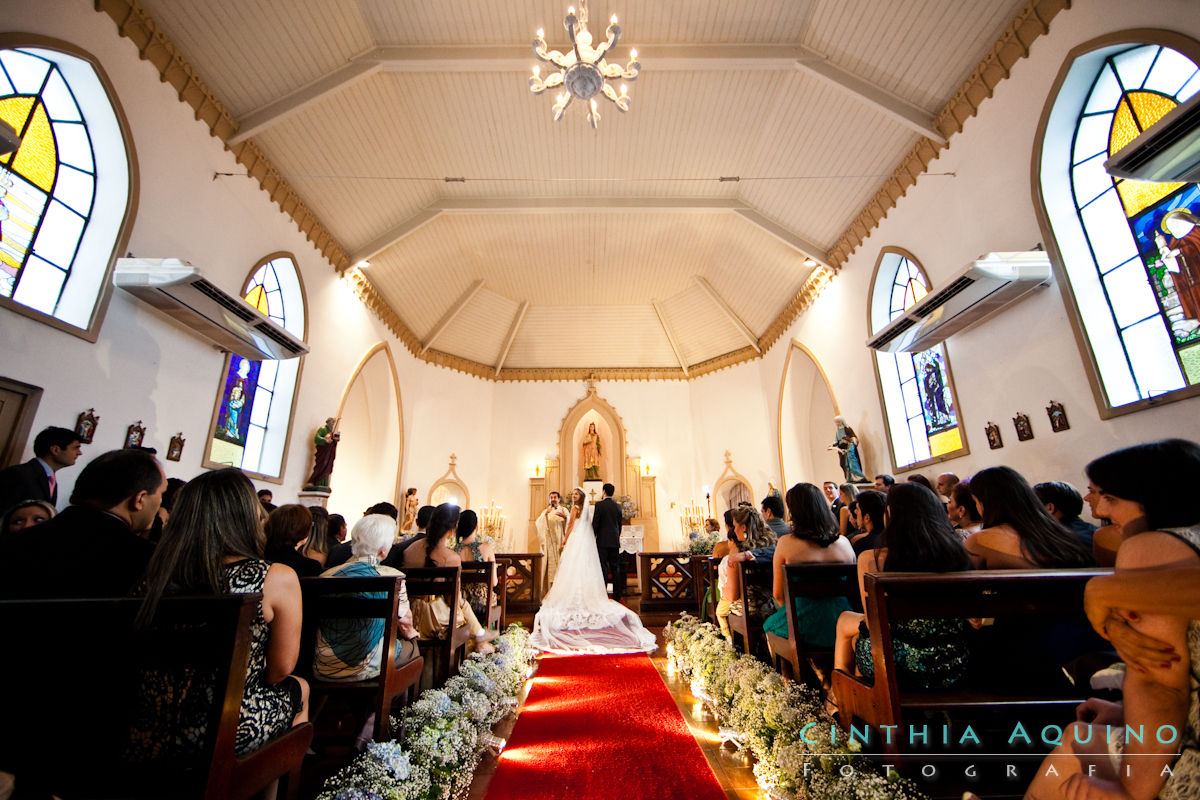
[529,502,657,655]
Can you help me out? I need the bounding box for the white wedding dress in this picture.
[529,502,657,655]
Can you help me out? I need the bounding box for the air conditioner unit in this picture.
[866,252,1052,353]
[114,258,309,361]
[1104,90,1200,183]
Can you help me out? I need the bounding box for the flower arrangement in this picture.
[619,495,638,520]
[687,531,720,555]
[319,625,534,800]
[664,615,927,800]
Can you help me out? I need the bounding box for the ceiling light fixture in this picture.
[529,2,640,128]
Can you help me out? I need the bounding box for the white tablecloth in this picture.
[619,525,644,555]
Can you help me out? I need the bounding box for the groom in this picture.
[593,483,625,601]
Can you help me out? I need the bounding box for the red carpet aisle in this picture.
[484,653,727,800]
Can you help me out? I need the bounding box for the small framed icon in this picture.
[125,420,146,449]
[75,408,99,444]
[1013,413,1034,442]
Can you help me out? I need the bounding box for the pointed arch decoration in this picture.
[867,248,967,471]
[776,340,845,491]
[202,252,307,482]
[1033,30,1200,416]
[429,454,470,509]
[555,381,629,496]
[711,451,754,524]
[329,341,404,513]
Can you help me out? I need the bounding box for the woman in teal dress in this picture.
[762,483,856,649]
[831,483,973,697]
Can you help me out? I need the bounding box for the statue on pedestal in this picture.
[304,417,340,491]
[830,416,867,483]
[582,422,602,481]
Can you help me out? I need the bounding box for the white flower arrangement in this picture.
[319,624,534,800]
[664,614,926,800]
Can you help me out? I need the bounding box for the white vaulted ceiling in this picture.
[123,0,1034,379]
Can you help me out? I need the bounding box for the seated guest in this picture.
[763,483,856,649]
[936,472,959,500]
[264,505,323,578]
[0,425,82,511]
[300,506,330,566]
[2,499,56,535]
[832,483,973,703]
[873,474,895,493]
[134,468,308,756]
[723,506,780,634]
[837,483,860,538]
[823,481,843,516]
[947,481,983,536]
[257,489,276,512]
[147,477,185,543]
[327,513,348,548]
[382,504,435,569]
[455,509,497,621]
[711,509,738,561]
[315,514,420,680]
[906,473,935,492]
[1034,480,1097,550]
[1084,482,1123,567]
[0,448,162,599]
[965,466,1094,569]
[402,503,494,654]
[1017,439,1200,800]
[848,490,886,554]
[326,502,398,569]
[760,493,789,538]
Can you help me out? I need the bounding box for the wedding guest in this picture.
[711,512,738,561]
[837,483,860,538]
[1,499,55,534]
[723,506,779,637]
[947,481,983,536]
[147,477,186,543]
[1085,482,1123,567]
[0,426,83,511]
[327,513,348,547]
[761,493,789,538]
[763,483,856,651]
[257,489,276,513]
[906,473,935,492]
[134,468,308,756]
[264,505,323,578]
[382,504,436,569]
[936,472,959,500]
[300,506,330,566]
[848,490,886,555]
[455,509,497,621]
[0,448,163,599]
[1034,480,1097,550]
[823,481,842,516]
[873,474,895,494]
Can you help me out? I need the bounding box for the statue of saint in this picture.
[830,416,867,483]
[401,487,419,533]
[304,417,340,490]
[581,421,602,481]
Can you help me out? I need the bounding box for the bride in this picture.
[529,487,657,654]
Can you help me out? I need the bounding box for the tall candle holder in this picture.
[680,498,705,538]
[481,498,506,546]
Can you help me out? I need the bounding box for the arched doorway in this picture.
[329,343,403,517]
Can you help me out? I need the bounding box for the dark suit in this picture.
[0,458,54,512]
[592,496,624,599]
[0,505,154,599]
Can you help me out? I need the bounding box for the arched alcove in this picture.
[712,451,754,524]
[777,340,844,490]
[556,383,628,496]
[429,454,470,509]
[328,342,403,516]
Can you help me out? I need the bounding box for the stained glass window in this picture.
[869,251,966,469]
[1041,43,1200,409]
[206,256,305,480]
[0,46,129,331]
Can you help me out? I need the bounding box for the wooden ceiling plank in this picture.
[493,300,530,377]
[652,301,690,377]
[229,60,382,144]
[420,279,484,355]
[694,276,761,354]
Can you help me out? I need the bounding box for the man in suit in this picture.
[592,483,625,600]
[0,426,83,513]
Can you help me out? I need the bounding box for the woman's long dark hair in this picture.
[785,482,839,546]
[968,466,1092,568]
[456,509,479,542]
[303,506,329,556]
[136,468,264,627]
[424,503,461,567]
[855,490,887,533]
[1086,439,1200,530]
[877,483,971,573]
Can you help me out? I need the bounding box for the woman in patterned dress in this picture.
[135,468,308,756]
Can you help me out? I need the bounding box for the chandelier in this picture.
[529,2,641,128]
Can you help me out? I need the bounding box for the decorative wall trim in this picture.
[826,0,1070,268]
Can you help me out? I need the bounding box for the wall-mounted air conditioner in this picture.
[866,252,1052,353]
[114,258,309,361]
[1104,90,1200,183]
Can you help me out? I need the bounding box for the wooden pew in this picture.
[300,575,425,743]
[638,552,699,612]
[460,560,507,632]
[726,559,774,657]
[694,555,719,622]
[402,566,471,686]
[765,562,860,685]
[831,568,1112,754]
[498,553,543,613]
[0,594,313,799]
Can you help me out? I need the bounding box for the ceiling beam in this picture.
[348,208,441,267]
[791,51,945,144]
[732,207,827,265]
[229,44,939,143]
[652,301,689,377]
[420,279,484,355]
[229,60,381,145]
[694,276,761,354]
[494,300,529,377]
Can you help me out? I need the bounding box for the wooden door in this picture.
[0,377,42,467]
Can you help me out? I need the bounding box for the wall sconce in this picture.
[529,462,541,477]
[643,460,651,475]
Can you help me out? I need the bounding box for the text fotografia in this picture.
[809,720,1185,749]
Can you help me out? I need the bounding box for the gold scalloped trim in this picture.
[826,0,1070,267]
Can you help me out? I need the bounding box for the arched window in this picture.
[204,254,306,481]
[869,249,966,470]
[0,42,133,338]
[1037,40,1200,412]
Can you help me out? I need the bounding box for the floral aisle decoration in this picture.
[319,625,534,800]
[665,614,927,800]
[619,494,638,520]
[687,530,720,555]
